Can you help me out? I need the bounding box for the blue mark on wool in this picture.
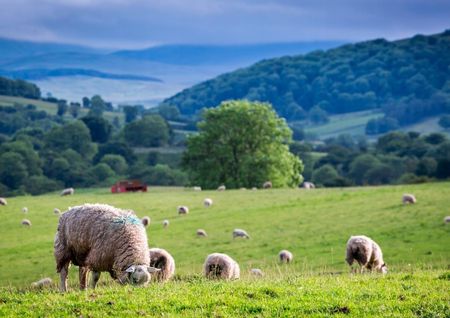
[112,215,142,226]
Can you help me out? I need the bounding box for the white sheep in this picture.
[149,248,176,282]
[402,193,416,204]
[60,187,74,196]
[251,187,257,191]
[177,206,189,215]
[193,186,202,191]
[279,250,293,263]
[346,235,387,274]
[31,277,53,288]
[21,219,32,226]
[203,198,213,207]
[233,228,250,239]
[163,219,169,228]
[250,268,263,277]
[141,216,151,227]
[444,216,450,224]
[302,181,315,189]
[203,253,240,280]
[22,207,28,214]
[217,185,226,191]
[263,181,272,189]
[54,208,61,215]
[197,229,208,237]
[0,197,7,206]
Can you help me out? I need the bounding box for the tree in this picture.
[81,116,112,143]
[182,100,303,189]
[123,105,139,123]
[82,96,91,108]
[308,105,329,124]
[100,154,128,174]
[438,115,450,129]
[123,114,170,147]
[57,100,68,117]
[89,95,105,116]
[312,164,341,187]
[348,154,380,185]
[69,103,81,118]
[0,152,28,189]
[158,104,180,120]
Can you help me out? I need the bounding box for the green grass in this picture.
[0,183,449,316]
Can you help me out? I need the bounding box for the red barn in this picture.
[111,180,147,193]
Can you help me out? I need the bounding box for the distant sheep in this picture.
[302,182,315,189]
[177,206,189,215]
[402,193,416,204]
[21,219,32,226]
[263,181,272,189]
[279,250,293,263]
[54,204,159,292]
[141,216,151,227]
[233,228,250,239]
[204,198,213,207]
[250,268,263,277]
[346,235,387,274]
[204,253,240,280]
[0,197,7,206]
[54,208,61,215]
[193,186,202,191]
[217,185,226,191]
[22,207,28,214]
[60,188,74,196]
[31,277,53,288]
[197,229,208,237]
[163,219,169,228]
[444,216,450,224]
[149,248,175,282]
[251,187,257,191]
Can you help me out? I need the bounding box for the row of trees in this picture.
[0,76,41,99]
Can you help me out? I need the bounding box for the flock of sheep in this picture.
[0,186,447,291]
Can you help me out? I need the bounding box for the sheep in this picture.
[203,198,213,207]
[163,219,169,228]
[233,228,250,239]
[302,181,315,189]
[0,197,7,206]
[251,187,257,191]
[197,229,208,237]
[54,208,61,215]
[177,206,189,215]
[21,219,32,226]
[263,181,272,189]
[60,187,74,196]
[203,253,240,280]
[22,207,28,214]
[31,277,53,288]
[148,248,175,282]
[250,268,264,277]
[54,203,160,292]
[193,186,202,191]
[217,185,226,191]
[444,216,450,224]
[346,235,387,274]
[402,193,416,204]
[141,216,151,227]
[279,250,293,263]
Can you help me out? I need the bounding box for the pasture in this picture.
[0,182,449,317]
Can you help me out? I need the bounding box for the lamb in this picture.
[402,193,416,204]
[54,203,160,292]
[197,229,208,237]
[54,208,61,215]
[31,277,53,288]
[163,219,169,228]
[217,185,226,191]
[263,181,272,189]
[346,235,387,274]
[0,197,7,206]
[233,228,250,239]
[444,216,450,224]
[302,182,315,189]
[279,250,293,263]
[141,216,151,227]
[149,248,175,282]
[21,219,32,226]
[250,268,263,277]
[177,206,189,215]
[22,207,28,214]
[60,187,74,196]
[203,253,240,280]
[203,198,213,207]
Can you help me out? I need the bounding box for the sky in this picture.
[0,0,449,49]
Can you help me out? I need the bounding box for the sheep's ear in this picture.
[148,266,161,273]
[125,265,136,273]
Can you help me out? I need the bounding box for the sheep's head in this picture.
[380,263,388,274]
[119,265,160,285]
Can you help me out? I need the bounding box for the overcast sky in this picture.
[0,0,449,49]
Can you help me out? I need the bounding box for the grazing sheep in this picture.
[402,193,416,204]
[60,187,74,196]
[346,235,387,274]
[203,253,240,280]
[31,277,53,288]
[22,207,28,214]
[163,219,169,228]
[240,187,247,191]
[250,268,263,277]
[0,197,7,206]
[233,228,250,239]
[149,248,175,282]
[302,181,315,189]
[279,250,293,263]
[217,185,226,191]
[203,198,213,207]
[193,186,202,191]
[54,203,160,292]
[141,216,151,227]
[251,187,257,191]
[263,181,272,189]
[21,219,32,226]
[197,229,208,237]
[177,206,189,215]
[54,208,61,215]
[444,216,450,224]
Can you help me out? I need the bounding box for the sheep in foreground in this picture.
[203,198,213,207]
[163,219,169,228]
[21,219,32,226]
[250,268,263,277]
[197,229,208,237]
[302,182,315,189]
[22,207,28,214]
[233,228,250,239]
[263,181,272,189]
[60,188,74,196]
[346,235,387,274]
[279,250,293,263]
[54,203,160,292]
[31,277,53,288]
[402,193,416,204]
[444,216,450,224]
[177,206,189,215]
[0,197,7,206]
[217,185,226,191]
[54,208,61,215]
[204,253,240,280]
[141,216,151,227]
[149,248,175,282]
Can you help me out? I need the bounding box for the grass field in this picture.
[0,183,449,316]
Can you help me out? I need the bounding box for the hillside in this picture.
[162,30,450,125]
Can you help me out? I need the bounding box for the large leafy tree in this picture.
[182,100,303,189]
[123,114,170,147]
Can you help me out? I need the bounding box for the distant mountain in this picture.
[162,30,450,126]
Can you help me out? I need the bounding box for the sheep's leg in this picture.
[90,271,101,289]
[59,262,70,292]
[79,266,89,290]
